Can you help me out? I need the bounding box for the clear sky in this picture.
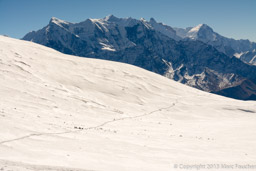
[0,0,255,41]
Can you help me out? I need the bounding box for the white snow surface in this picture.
[234,52,244,58]
[50,17,70,27]
[99,42,116,51]
[0,36,256,171]
[188,24,204,33]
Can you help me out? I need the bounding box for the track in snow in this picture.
[0,101,177,145]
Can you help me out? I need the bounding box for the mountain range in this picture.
[22,15,256,100]
[174,24,256,64]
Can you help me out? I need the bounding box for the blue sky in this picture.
[0,0,255,41]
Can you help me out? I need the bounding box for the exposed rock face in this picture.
[23,15,256,100]
[238,50,256,65]
[214,80,256,100]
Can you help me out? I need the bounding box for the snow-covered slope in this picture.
[0,36,256,171]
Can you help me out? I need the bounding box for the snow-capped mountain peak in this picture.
[49,17,70,26]
[104,14,120,22]
[187,24,215,39]
[188,24,213,33]
[174,23,256,62]
[188,24,203,33]
[140,17,147,22]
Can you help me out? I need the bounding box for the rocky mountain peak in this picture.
[149,17,157,23]
[190,24,213,32]
[104,14,120,22]
[49,17,68,25]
